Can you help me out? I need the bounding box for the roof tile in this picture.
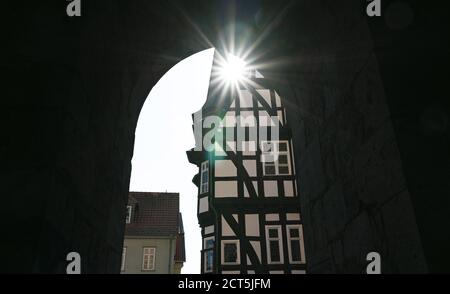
[125,192,180,237]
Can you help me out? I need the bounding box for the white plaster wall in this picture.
[240,111,256,127]
[286,213,301,221]
[284,180,294,197]
[265,214,279,221]
[241,141,256,155]
[215,181,237,198]
[243,159,257,177]
[215,160,237,177]
[256,89,271,106]
[264,180,278,197]
[221,216,235,236]
[204,225,214,235]
[224,111,236,127]
[239,90,253,108]
[245,214,260,237]
[199,197,208,213]
[274,91,281,107]
[243,181,258,197]
[250,241,261,262]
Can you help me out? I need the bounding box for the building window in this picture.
[204,237,214,273]
[121,247,126,272]
[200,161,209,194]
[261,141,291,176]
[265,226,283,264]
[125,205,132,224]
[142,247,156,271]
[287,225,306,264]
[221,240,240,265]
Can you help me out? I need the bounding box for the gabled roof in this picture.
[128,195,138,205]
[125,192,180,237]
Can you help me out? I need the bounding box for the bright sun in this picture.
[220,55,247,83]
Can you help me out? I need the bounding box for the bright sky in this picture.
[129,48,215,274]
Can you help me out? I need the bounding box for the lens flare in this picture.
[220,55,247,83]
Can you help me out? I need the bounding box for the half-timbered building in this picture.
[187,52,306,274]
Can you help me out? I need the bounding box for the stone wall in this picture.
[367,1,450,272]
[258,0,431,273]
[1,0,448,273]
[0,0,210,273]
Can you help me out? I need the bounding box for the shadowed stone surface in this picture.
[261,0,448,273]
[1,0,448,273]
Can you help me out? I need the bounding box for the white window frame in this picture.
[200,161,209,194]
[125,205,132,224]
[121,247,127,272]
[142,247,156,271]
[265,225,283,264]
[261,141,291,176]
[221,240,240,265]
[287,225,306,264]
[204,237,215,273]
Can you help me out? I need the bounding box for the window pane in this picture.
[290,240,301,262]
[278,155,288,164]
[201,162,209,194]
[201,183,208,194]
[270,240,280,262]
[149,256,154,268]
[126,206,132,223]
[143,257,149,269]
[201,161,209,191]
[279,166,289,174]
[205,239,214,249]
[205,250,213,271]
[265,164,276,175]
[289,228,299,238]
[279,142,288,151]
[224,243,238,263]
[268,228,278,238]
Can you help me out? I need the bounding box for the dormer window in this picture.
[126,205,132,224]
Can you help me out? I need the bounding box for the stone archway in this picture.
[2,0,448,273]
[1,0,219,273]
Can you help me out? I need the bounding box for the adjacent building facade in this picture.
[187,56,306,274]
[121,192,185,274]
